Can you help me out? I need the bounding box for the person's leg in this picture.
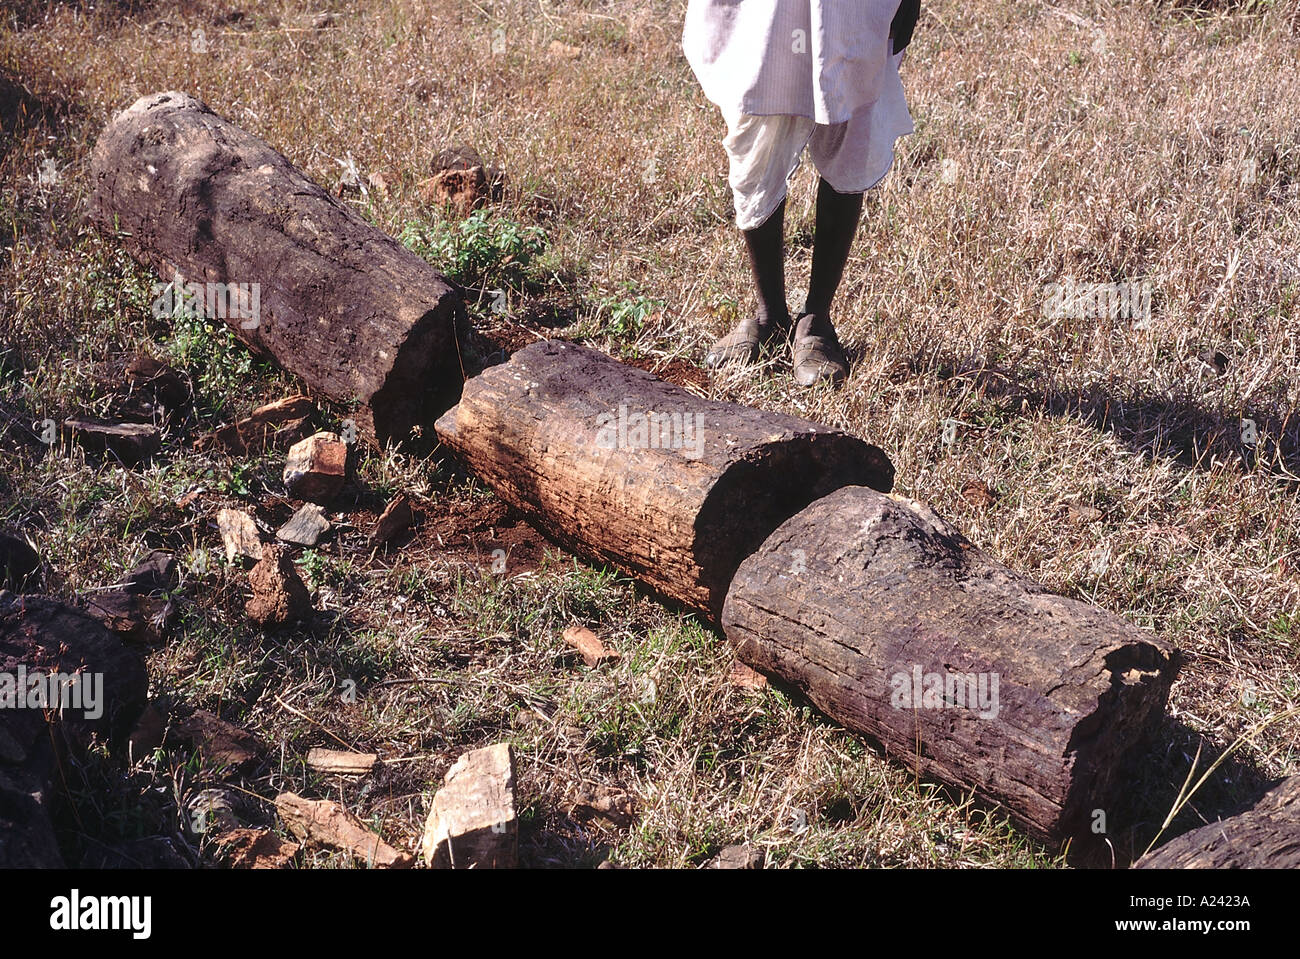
[743,197,789,330]
[704,113,810,369]
[788,176,861,386]
[805,177,864,319]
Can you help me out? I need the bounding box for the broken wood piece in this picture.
[63,418,160,466]
[562,624,619,667]
[89,92,466,445]
[195,395,316,455]
[283,431,347,504]
[173,709,264,769]
[245,544,311,626]
[367,493,413,547]
[125,353,190,411]
[721,485,1180,842]
[275,792,412,868]
[306,748,378,776]
[276,503,331,547]
[421,742,518,868]
[0,529,40,590]
[216,508,263,564]
[81,550,178,645]
[212,827,300,869]
[1136,775,1300,869]
[434,340,894,620]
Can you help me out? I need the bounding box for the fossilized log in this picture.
[88,91,466,445]
[434,340,894,619]
[721,486,1180,841]
[1136,775,1300,868]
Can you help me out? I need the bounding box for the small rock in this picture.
[173,709,264,769]
[246,544,311,626]
[276,503,331,547]
[419,168,487,217]
[421,742,518,868]
[195,395,316,455]
[306,748,377,776]
[1199,349,1230,376]
[275,792,411,868]
[212,828,300,869]
[120,550,178,594]
[283,431,347,503]
[128,703,166,759]
[1065,503,1104,525]
[367,493,413,548]
[367,170,391,199]
[430,143,486,175]
[961,479,998,509]
[563,624,619,667]
[82,550,179,645]
[548,39,581,60]
[707,843,765,869]
[63,418,161,466]
[217,507,263,564]
[125,353,190,411]
[424,144,504,208]
[570,783,635,827]
[0,529,40,590]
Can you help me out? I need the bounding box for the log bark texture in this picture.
[434,340,895,619]
[721,486,1180,841]
[88,91,466,445]
[1136,775,1300,868]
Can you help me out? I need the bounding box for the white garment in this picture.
[722,76,911,230]
[683,0,905,125]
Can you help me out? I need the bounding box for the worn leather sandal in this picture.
[703,314,790,369]
[791,313,849,387]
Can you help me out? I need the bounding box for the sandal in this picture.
[703,314,790,369]
[791,313,849,387]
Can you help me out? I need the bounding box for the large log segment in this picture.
[721,486,1180,841]
[434,340,894,619]
[1137,775,1300,868]
[88,91,465,446]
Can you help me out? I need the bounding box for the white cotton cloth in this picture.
[683,0,906,125]
[720,81,911,230]
[684,0,915,230]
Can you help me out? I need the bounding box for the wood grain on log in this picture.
[721,486,1180,841]
[1136,775,1300,868]
[88,91,466,445]
[434,340,894,619]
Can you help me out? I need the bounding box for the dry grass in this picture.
[1,0,1297,868]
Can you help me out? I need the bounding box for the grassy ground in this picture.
[1,0,1297,868]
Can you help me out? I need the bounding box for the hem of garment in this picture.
[734,126,913,231]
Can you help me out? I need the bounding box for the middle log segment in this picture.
[434,340,894,619]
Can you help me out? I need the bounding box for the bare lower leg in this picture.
[804,178,864,319]
[742,199,790,330]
